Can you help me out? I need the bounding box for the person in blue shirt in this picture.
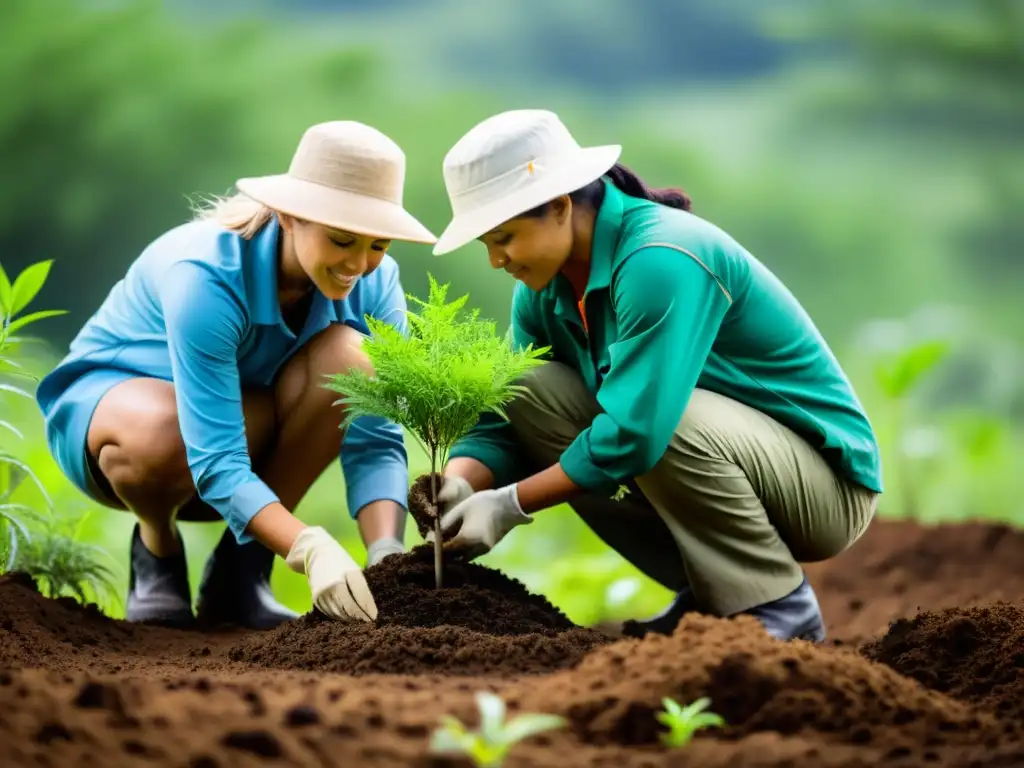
[36,121,437,629]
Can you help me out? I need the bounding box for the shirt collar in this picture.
[553,177,624,319]
[244,216,283,326]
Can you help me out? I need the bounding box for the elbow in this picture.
[621,431,668,478]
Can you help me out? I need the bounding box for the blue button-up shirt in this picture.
[36,216,409,543]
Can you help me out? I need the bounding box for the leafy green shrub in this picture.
[429,691,566,767]
[323,275,548,586]
[0,259,66,571]
[12,510,121,613]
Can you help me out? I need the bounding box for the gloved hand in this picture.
[285,526,377,622]
[437,475,474,515]
[366,536,405,566]
[427,484,533,560]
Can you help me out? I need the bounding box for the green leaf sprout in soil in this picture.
[656,696,725,748]
[323,274,548,587]
[429,691,567,768]
[0,259,67,572]
[12,510,122,614]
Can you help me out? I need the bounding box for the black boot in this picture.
[195,528,299,630]
[745,576,826,643]
[126,523,195,628]
[621,586,700,638]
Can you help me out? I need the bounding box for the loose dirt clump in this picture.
[407,471,454,541]
[227,544,610,676]
[509,613,1005,752]
[862,602,1024,723]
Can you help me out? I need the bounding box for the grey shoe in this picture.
[745,577,827,643]
[126,524,195,628]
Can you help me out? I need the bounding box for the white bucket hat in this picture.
[236,121,437,244]
[433,110,621,255]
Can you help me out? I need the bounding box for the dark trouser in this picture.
[505,362,878,616]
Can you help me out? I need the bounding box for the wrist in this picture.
[505,483,527,516]
[445,457,495,492]
[514,463,581,514]
[366,535,405,562]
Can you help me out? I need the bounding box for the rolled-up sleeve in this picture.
[160,260,279,544]
[559,245,732,490]
[339,265,410,519]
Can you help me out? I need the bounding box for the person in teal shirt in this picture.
[427,109,882,643]
[36,121,436,629]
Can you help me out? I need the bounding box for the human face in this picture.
[477,196,573,291]
[280,216,391,301]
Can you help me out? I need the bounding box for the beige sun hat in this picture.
[433,109,621,255]
[236,121,437,244]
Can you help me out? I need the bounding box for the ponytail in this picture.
[602,163,692,211]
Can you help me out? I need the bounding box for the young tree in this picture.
[323,275,548,587]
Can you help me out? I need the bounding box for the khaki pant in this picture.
[505,362,878,616]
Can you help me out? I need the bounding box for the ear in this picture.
[550,195,573,226]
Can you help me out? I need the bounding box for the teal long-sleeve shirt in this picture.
[448,179,882,495]
[36,216,410,544]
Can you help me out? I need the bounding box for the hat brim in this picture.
[432,144,621,256]
[235,174,437,244]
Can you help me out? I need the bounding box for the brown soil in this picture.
[228,545,609,677]
[1,517,1023,767]
[407,471,456,541]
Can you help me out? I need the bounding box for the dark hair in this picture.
[518,162,692,219]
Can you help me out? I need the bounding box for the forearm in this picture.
[444,457,495,492]
[356,499,406,545]
[245,502,307,558]
[514,462,581,514]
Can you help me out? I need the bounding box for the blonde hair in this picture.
[191,191,276,240]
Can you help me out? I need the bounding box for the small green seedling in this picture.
[611,484,631,501]
[0,259,67,572]
[324,275,548,587]
[656,696,725,748]
[12,510,122,613]
[429,691,566,768]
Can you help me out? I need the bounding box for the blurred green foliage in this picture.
[1,0,1023,623]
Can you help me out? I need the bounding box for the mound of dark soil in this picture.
[508,613,1010,757]
[862,602,1024,723]
[227,545,610,676]
[806,519,1024,644]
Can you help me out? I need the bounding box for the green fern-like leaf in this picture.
[324,274,549,466]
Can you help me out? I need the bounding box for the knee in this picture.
[276,323,369,414]
[307,323,370,378]
[505,362,596,456]
[99,407,192,500]
[505,362,591,424]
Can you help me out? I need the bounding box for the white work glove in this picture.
[285,526,377,622]
[437,475,474,515]
[427,484,533,560]
[366,536,405,566]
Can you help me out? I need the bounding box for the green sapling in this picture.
[323,275,548,587]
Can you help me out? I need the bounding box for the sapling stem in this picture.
[430,448,443,589]
[320,274,550,598]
